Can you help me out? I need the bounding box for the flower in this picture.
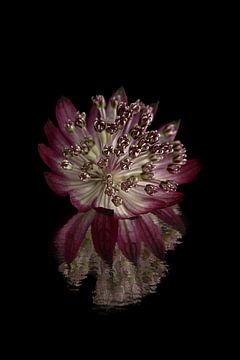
[57,206,184,308]
[39,87,201,220]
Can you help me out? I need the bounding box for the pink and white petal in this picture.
[154,159,202,184]
[91,210,118,264]
[138,214,165,259]
[158,119,181,141]
[111,188,183,219]
[38,144,62,174]
[86,103,100,147]
[44,172,68,196]
[44,120,70,154]
[118,218,142,264]
[170,159,202,184]
[55,97,77,139]
[153,207,186,234]
[44,172,83,196]
[54,209,95,264]
[69,181,103,212]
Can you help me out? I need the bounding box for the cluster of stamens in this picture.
[65,112,86,133]
[59,94,187,207]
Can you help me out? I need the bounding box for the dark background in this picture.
[16,6,223,350]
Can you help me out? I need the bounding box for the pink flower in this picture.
[39,87,201,264]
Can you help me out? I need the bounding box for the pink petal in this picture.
[154,159,202,184]
[55,97,78,141]
[44,172,67,196]
[38,144,61,173]
[91,210,118,264]
[112,86,128,103]
[138,214,165,259]
[158,119,181,141]
[153,207,186,234]
[172,159,202,184]
[86,103,100,147]
[44,120,70,154]
[69,182,104,212]
[150,101,159,117]
[54,210,95,264]
[118,218,142,264]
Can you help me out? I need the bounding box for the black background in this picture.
[15,6,223,352]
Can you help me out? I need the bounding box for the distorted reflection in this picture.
[54,205,185,309]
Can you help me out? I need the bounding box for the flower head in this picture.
[39,87,201,219]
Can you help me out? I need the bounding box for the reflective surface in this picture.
[55,207,184,310]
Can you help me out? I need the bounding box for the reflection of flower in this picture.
[39,87,201,220]
[57,207,183,308]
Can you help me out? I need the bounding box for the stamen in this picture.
[114,146,125,157]
[80,162,93,172]
[94,118,106,132]
[115,116,127,129]
[150,142,174,154]
[78,172,91,181]
[159,180,178,192]
[120,158,133,170]
[144,184,159,195]
[75,112,86,128]
[70,144,82,156]
[141,172,154,180]
[129,145,141,158]
[106,123,118,134]
[130,126,144,140]
[62,148,72,158]
[92,95,106,109]
[102,145,114,157]
[167,164,182,174]
[97,157,109,169]
[129,100,142,114]
[65,120,75,133]
[146,130,161,144]
[60,160,73,170]
[111,195,123,207]
[117,135,130,148]
[142,162,155,173]
[120,176,138,192]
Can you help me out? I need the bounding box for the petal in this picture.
[118,218,142,264]
[55,97,81,143]
[171,159,202,184]
[158,119,181,141]
[44,172,67,196]
[120,186,183,216]
[56,96,77,128]
[91,210,118,264]
[44,172,82,196]
[44,120,70,154]
[138,214,165,259]
[54,210,95,263]
[86,103,100,147]
[69,182,104,212]
[112,86,128,103]
[153,207,186,234]
[38,143,61,173]
[150,101,160,117]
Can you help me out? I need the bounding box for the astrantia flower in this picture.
[57,206,184,308]
[39,87,201,220]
